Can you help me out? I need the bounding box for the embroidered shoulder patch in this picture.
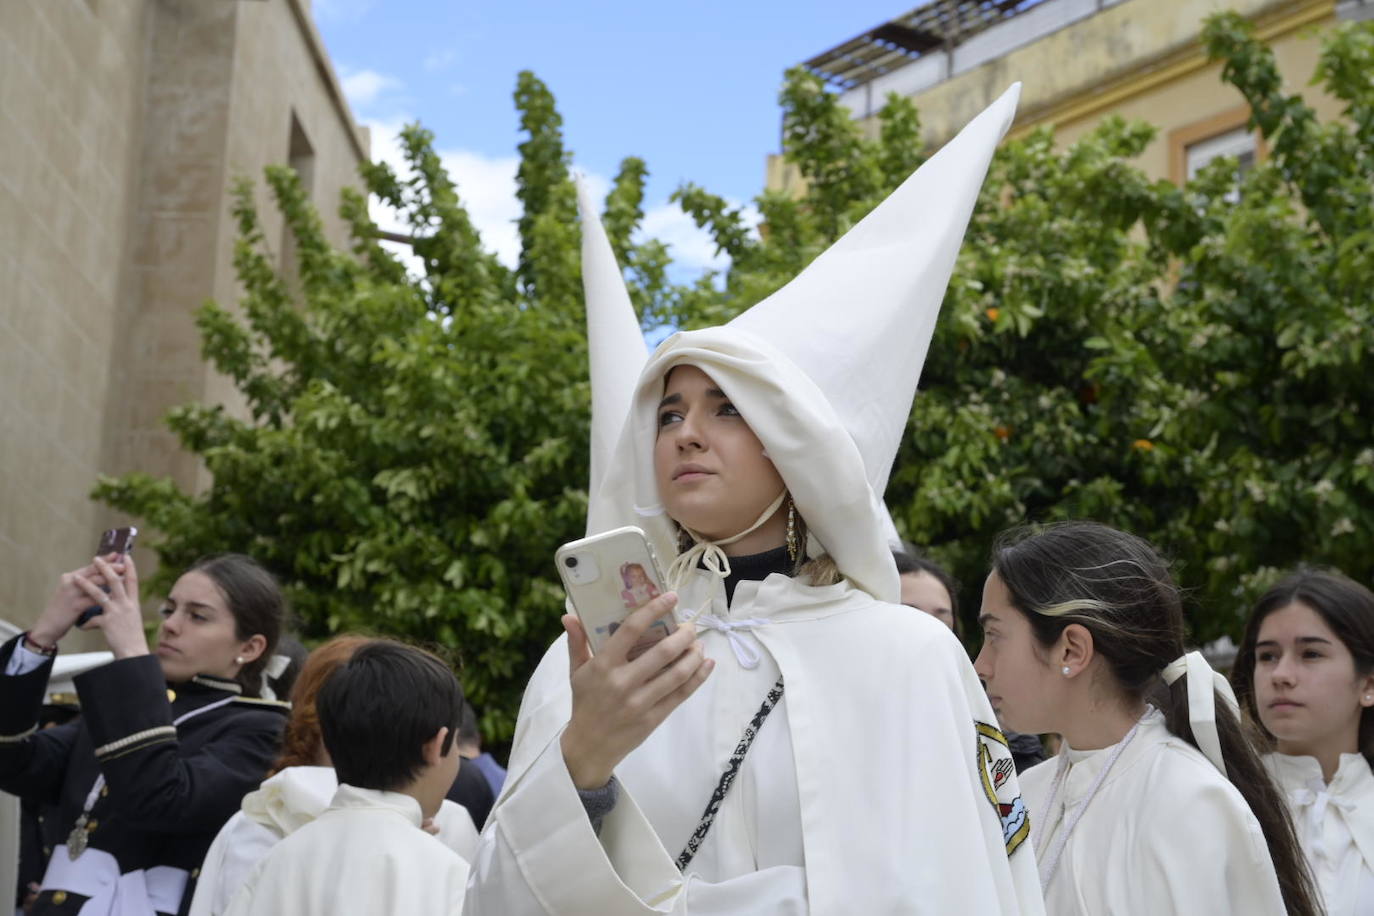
[975,721,1030,856]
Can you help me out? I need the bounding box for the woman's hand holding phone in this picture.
[29,555,127,648]
[74,554,150,659]
[560,591,715,790]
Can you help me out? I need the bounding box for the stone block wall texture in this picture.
[0,0,366,638]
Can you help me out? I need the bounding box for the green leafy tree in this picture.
[96,15,1374,738]
[94,73,667,741]
[672,18,1374,643]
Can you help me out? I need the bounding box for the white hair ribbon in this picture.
[265,653,292,680]
[1160,650,1239,777]
[667,490,788,594]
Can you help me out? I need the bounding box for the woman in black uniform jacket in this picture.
[0,552,288,916]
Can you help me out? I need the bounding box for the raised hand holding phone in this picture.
[28,554,128,649]
[73,553,149,659]
[560,593,714,790]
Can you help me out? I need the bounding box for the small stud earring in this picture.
[235,656,245,665]
[1062,666,1071,676]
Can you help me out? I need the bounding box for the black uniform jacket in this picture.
[0,634,288,915]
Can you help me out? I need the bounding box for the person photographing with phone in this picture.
[467,83,1043,915]
[0,551,288,915]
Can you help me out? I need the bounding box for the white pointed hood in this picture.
[576,175,649,505]
[583,85,1020,603]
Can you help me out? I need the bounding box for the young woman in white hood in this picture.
[464,85,1044,915]
[1231,568,1374,915]
[975,521,1318,915]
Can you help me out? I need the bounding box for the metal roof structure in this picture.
[802,0,1050,90]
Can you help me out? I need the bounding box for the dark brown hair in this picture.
[1231,567,1374,768]
[188,553,285,697]
[894,543,961,636]
[992,521,1318,916]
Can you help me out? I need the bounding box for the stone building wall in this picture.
[0,0,367,636]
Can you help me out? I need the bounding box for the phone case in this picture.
[79,526,139,626]
[556,526,675,658]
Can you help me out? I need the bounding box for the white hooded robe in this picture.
[465,329,1044,915]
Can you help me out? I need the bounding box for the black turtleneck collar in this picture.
[723,545,792,605]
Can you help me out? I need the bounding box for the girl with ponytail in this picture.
[1232,568,1374,915]
[974,521,1318,915]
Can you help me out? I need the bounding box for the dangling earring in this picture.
[785,497,799,564]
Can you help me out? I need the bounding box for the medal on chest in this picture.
[66,774,107,860]
[66,814,91,860]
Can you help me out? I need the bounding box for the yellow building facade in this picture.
[0,0,368,633]
[773,0,1360,192]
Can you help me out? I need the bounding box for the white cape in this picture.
[224,783,469,915]
[1265,751,1374,916]
[1021,709,1286,914]
[191,765,477,916]
[467,572,1043,914]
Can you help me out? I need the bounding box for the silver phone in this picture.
[555,526,675,658]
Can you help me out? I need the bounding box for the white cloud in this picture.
[639,204,723,271]
[340,68,403,110]
[437,150,522,267]
[424,49,458,73]
[311,0,377,24]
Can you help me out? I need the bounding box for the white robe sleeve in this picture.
[468,629,811,915]
[189,812,282,916]
[1125,765,1286,915]
[468,727,811,915]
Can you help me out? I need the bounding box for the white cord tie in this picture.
[667,490,787,593]
[1160,650,1238,777]
[1035,711,1146,889]
[693,615,770,669]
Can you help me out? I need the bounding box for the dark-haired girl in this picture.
[975,521,1318,915]
[0,553,289,916]
[1233,568,1374,915]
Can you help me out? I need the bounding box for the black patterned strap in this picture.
[676,676,786,872]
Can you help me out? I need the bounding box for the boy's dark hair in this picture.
[317,640,463,792]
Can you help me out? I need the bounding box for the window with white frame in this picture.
[1185,127,1257,182]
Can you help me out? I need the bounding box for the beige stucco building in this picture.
[772,0,1367,192]
[0,0,368,634]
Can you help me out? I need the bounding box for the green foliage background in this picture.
[95,15,1374,740]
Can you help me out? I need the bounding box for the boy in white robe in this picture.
[225,641,469,915]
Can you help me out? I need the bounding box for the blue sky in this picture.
[313,0,918,275]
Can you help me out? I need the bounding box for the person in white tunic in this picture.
[465,84,1044,916]
[191,635,477,915]
[974,521,1320,916]
[224,641,470,915]
[1230,568,1374,916]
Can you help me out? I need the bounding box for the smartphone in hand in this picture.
[556,526,675,659]
[76,526,138,627]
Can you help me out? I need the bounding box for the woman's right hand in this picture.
[560,593,715,790]
[27,555,125,647]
